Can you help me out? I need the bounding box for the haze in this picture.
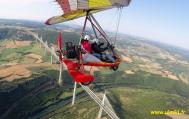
[0,0,188,49]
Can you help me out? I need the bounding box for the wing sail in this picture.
[46,0,131,25]
[57,0,131,13]
[46,9,100,25]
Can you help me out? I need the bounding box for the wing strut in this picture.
[80,13,115,55]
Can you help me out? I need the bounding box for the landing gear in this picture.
[110,66,119,71]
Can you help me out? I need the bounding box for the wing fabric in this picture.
[46,0,131,25]
[45,9,100,25]
[57,0,131,13]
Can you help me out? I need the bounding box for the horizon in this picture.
[0,0,189,50]
[0,17,189,51]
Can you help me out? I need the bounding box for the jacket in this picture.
[91,42,108,54]
[81,40,93,53]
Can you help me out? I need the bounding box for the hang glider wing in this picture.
[46,9,100,25]
[46,0,131,25]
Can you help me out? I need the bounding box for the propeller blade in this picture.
[57,32,62,50]
[57,32,63,61]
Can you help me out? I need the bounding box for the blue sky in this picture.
[0,0,189,49]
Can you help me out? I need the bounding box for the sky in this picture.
[0,0,189,49]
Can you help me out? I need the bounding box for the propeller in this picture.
[57,32,63,61]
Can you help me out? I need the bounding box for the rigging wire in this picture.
[104,8,119,45]
[113,7,123,46]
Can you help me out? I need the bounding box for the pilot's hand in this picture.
[107,43,110,47]
[111,44,115,49]
[107,44,114,49]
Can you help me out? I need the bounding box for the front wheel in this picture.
[110,66,119,71]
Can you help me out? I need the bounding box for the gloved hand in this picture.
[108,44,114,49]
[107,43,110,47]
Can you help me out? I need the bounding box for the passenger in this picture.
[81,35,101,63]
[91,38,115,62]
[91,38,108,53]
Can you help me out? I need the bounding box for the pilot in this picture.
[81,35,93,53]
[81,35,101,62]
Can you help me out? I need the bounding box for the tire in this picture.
[110,66,119,71]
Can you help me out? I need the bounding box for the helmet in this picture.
[84,35,90,41]
[92,38,99,43]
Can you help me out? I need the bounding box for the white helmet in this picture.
[84,35,90,41]
[92,38,99,43]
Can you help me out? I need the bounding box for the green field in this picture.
[108,87,189,119]
[0,42,51,65]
